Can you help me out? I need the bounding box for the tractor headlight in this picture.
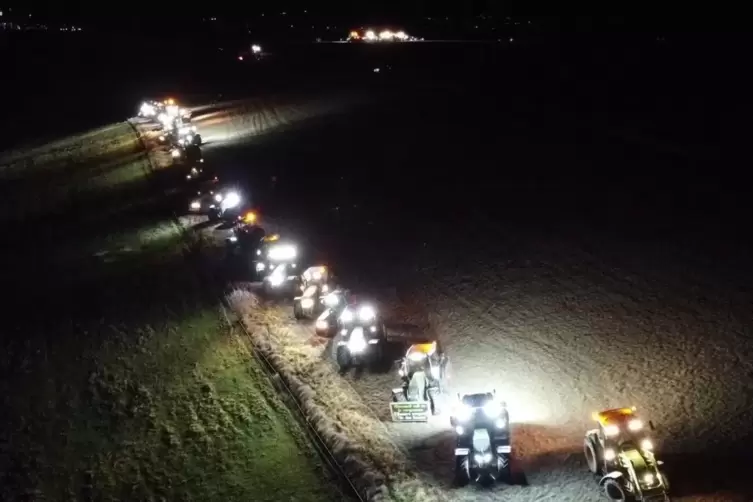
[340,308,354,323]
[358,305,376,322]
[268,270,286,287]
[604,448,616,461]
[323,293,340,307]
[640,439,653,451]
[214,193,223,202]
[642,473,655,485]
[301,298,315,309]
[190,200,201,210]
[222,191,241,209]
[455,426,464,435]
[347,329,366,353]
[407,351,427,362]
[256,262,266,272]
[171,148,181,158]
[604,425,620,437]
[628,419,643,431]
[455,404,472,422]
[268,244,296,261]
[348,338,366,353]
[483,401,502,418]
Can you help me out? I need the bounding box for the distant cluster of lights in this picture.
[1,9,82,31]
[0,22,81,31]
[238,44,263,61]
[348,29,420,42]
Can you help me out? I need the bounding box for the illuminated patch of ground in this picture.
[0,122,344,502]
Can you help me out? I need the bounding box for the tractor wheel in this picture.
[293,302,304,320]
[335,346,350,372]
[496,456,511,483]
[584,436,601,474]
[369,342,384,368]
[454,456,470,487]
[602,478,627,502]
[428,388,442,416]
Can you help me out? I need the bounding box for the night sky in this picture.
[3,1,745,34]
[0,2,536,39]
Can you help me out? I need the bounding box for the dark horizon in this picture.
[2,6,750,36]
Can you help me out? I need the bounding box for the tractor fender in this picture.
[599,471,623,484]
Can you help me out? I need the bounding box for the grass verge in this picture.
[0,122,345,502]
[228,290,448,502]
[0,123,147,225]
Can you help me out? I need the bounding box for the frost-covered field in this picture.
[192,95,753,502]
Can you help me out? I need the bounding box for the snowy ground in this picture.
[182,91,753,502]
